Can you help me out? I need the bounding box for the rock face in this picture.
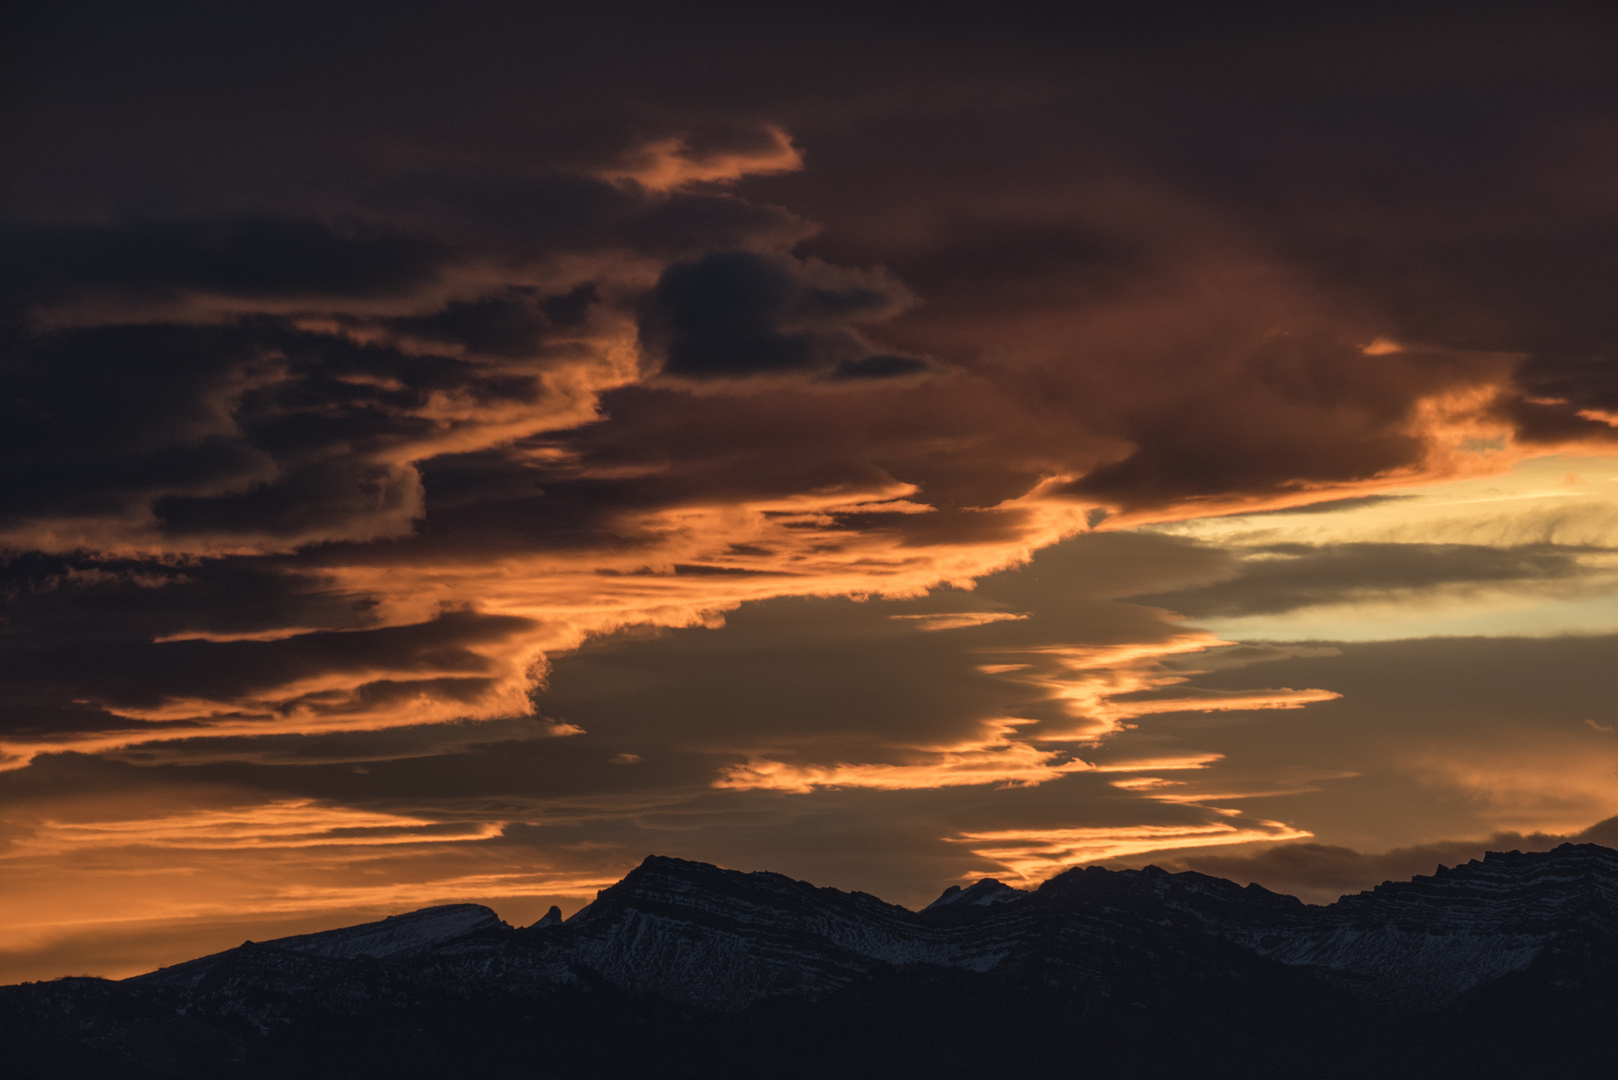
[6,844,1618,1079]
[531,844,1618,1013]
[556,856,950,1010]
[1247,845,1618,1009]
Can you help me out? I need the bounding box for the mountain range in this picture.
[6,843,1618,1078]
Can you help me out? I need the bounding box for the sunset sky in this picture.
[5,2,1618,983]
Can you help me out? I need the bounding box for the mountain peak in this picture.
[924,878,1025,910]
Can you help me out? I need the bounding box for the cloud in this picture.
[379,284,599,357]
[0,790,624,982]
[1058,336,1518,517]
[598,125,803,191]
[1129,632,1618,856]
[975,635,1340,742]
[0,608,544,761]
[714,718,1092,793]
[103,716,580,767]
[0,480,1093,766]
[1091,753,1226,772]
[639,251,928,381]
[0,312,634,555]
[1136,541,1604,618]
[8,798,501,854]
[952,819,1313,887]
[888,611,1028,631]
[1,216,448,307]
[7,0,1618,987]
[367,170,813,260]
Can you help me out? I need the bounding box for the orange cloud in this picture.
[1401,738,1618,836]
[709,627,1337,795]
[984,636,1341,741]
[0,796,624,981]
[0,482,1093,770]
[1092,753,1226,772]
[714,718,1091,792]
[950,820,1314,886]
[599,126,803,191]
[888,611,1029,630]
[6,799,502,855]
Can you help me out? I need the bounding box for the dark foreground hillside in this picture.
[6,844,1618,1079]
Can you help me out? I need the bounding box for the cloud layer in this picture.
[4,1,1618,982]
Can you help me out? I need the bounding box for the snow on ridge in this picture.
[263,904,505,960]
[925,879,1026,910]
[1235,844,1618,1009]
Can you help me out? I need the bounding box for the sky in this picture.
[4,1,1618,983]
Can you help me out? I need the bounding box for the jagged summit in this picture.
[570,854,916,929]
[1333,842,1618,928]
[556,853,939,1011]
[925,878,1025,910]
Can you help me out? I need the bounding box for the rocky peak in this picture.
[1327,843,1618,932]
[924,878,1026,911]
[530,905,564,928]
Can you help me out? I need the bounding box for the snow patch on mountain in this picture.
[263,904,505,960]
[925,879,1026,910]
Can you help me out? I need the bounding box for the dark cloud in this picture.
[367,173,812,258]
[639,251,926,381]
[152,458,422,542]
[0,315,565,549]
[1493,393,1618,447]
[0,553,372,646]
[0,608,532,736]
[1053,336,1493,511]
[3,321,270,522]
[830,354,931,380]
[0,216,446,306]
[380,285,598,358]
[103,715,569,767]
[538,596,1032,754]
[0,553,374,737]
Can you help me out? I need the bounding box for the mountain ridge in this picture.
[6,843,1618,1078]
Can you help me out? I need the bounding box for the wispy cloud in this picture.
[951,821,1313,886]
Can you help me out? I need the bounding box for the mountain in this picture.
[5,844,1618,1079]
[130,904,509,992]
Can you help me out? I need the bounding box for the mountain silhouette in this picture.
[6,844,1618,1078]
